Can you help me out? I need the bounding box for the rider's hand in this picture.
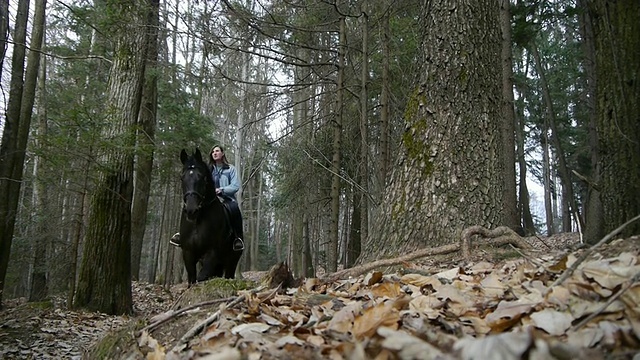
[216,188,222,195]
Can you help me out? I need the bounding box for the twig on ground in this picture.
[571,270,640,331]
[138,296,235,335]
[546,214,640,295]
[170,295,247,353]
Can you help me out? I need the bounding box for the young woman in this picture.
[170,145,245,251]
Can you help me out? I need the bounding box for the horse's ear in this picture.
[180,149,188,164]
[194,148,203,162]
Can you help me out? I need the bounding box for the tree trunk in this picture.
[359,0,503,262]
[73,0,148,315]
[531,42,581,233]
[0,0,8,79]
[378,6,390,189]
[500,0,519,231]
[131,0,159,280]
[28,3,49,301]
[0,0,33,306]
[542,125,555,235]
[590,0,640,237]
[578,0,603,244]
[328,16,346,272]
[358,7,369,262]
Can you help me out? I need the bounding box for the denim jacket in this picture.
[212,164,240,200]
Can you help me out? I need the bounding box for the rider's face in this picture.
[211,147,223,162]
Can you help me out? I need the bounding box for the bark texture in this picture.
[591,0,640,237]
[73,0,148,315]
[359,0,503,262]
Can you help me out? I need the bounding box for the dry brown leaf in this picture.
[480,273,507,298]
[378,327,445,360]
[400,273,442,288]
[454,331,532,360]
[327,302,362,333]
[364,271,384,286]
[530,308,574,336]
[352,301,400,339]
[371,282,403,299]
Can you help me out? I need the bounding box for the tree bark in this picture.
[28,0,49,301]
[328,16,346,272]
[359,0,503,262]
[73,0,149,315]
[499,0,519,232]
[577,0,603,244]
[590,0,640,237]
[0,0,32,306]
[0,0,8,79]
[131,0,160,280]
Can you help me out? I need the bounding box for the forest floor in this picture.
[0,232,638,359]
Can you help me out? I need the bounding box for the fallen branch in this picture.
[138,296,235,335]
[571,270,640,331]
[170,295,247,353]
[323,243,460,282]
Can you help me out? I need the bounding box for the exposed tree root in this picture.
[323,225,532,283]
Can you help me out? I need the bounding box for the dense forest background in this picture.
[0,0,638,314]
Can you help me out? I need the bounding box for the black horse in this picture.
[179,148,242,283]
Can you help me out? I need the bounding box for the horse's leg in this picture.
[182,250,198,284]
[223,235,242,279]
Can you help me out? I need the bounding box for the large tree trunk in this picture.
[590,0,640,237]
[578,0,603,244]
[500,0,519,232]
[0,0,35,307]
[131,0,159,280]
[359,0,503,262]
[28,2,49,301]
[73,0,148,315]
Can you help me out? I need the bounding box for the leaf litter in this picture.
[0,235,638,359]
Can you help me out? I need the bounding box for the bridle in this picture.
[181,164,214,211]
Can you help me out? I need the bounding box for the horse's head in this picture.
[180,148,213,221]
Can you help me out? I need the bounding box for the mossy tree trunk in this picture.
[73,0,149,315]
[590,0,640,237]
[359,0,504,262]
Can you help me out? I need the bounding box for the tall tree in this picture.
[500,0,519,232]
[360,0,503,261]
[131,0,160,280]
[590,0,640,237]
[73,0,149,315]
[26,0,48,302]
[0,0,41,306]
[328,15,346,272]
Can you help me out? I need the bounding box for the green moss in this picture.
[194,278,256,298]
[86,321,145,359]
[402,87,435,177]
[27,301,53,310]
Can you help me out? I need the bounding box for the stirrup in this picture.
[233,238,245,251]
[169,232,181,247]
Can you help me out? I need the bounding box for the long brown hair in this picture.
[209,145,230,167]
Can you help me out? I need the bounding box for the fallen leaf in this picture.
[530,308,574,336]
[454,331,532,360]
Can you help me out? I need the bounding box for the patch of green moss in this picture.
[194,278,256,298]
[26,300,53,310]
[86,321,145,359]
[402,87,434,177]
